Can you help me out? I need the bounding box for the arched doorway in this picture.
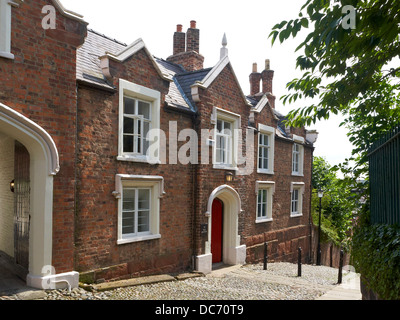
[196,185,247,274]
[0,102,60,289]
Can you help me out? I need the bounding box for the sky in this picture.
[61,0,354,167]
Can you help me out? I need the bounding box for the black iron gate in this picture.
[14,141,30,272]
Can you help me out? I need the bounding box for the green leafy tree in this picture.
[270,0,400,181]
[311,156,356,246]
[271,2,400,296]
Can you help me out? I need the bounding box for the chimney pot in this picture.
[265,59,271,70]
[252,63,258,73]
[177,24,183,32]
[190,20,197,28]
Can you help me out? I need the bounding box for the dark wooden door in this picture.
[211,199,223,263]
[14,142,30,272]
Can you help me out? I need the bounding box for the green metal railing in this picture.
[368,125,400,225]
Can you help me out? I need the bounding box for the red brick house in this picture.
[0,0,317,289]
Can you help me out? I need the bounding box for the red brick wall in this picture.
[0,0,86,273]
[75,49,195,280]
[192,62,313,264]
[244,105,313,264]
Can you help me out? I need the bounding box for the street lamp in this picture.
[317,189,323,266]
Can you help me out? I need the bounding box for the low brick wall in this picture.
[246,225,311,264]
[311,225,350,268]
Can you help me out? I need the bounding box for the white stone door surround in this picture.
[0,102,78,289]
[195,184,246,274]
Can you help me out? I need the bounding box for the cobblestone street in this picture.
[1,263,361,301]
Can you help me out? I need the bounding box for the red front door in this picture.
[211,199,223,263]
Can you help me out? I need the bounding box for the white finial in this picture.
[222,33,227,47]
[220,33,228,59]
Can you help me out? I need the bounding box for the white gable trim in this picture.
[251,94,279,120]
[191,56,251,106]
[201,55,230,88]
[103,38,171,81]
[51,0,87,23]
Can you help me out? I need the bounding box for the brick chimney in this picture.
[186,20,200,53]
[249,63,262,96]
[173,24,185,55]
[261,59,274,95]
[249,59,276,108]
[167,21,204,71]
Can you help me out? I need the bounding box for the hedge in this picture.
[352,223,400,300]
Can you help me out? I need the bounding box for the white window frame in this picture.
[212,107,240,170]
[257,124,275,174]
[0,0,14,59]
[292,135,305,176]
[114,174,165,244]
[290,182,305,217]
[118,79,161,164]
[255,181,275,223]
[122,187,152,238]
[216,119,232,166]
[122,96,151,156]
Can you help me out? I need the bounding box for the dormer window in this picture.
[0,0,14,59]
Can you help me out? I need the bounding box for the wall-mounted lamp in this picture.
[10,180,15,193]
[225,172,234,183]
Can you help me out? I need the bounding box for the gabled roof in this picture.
[76,30,250,114]
[76,30,199,112]
[190,56,252,107]
[103,38,171,81]
[247,94,289,139]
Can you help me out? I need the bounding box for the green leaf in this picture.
[300,17,309,28]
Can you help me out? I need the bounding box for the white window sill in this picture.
[117,234,161,245]
[117,155,161,165]
[291,172,304,177]
[0,51,14,60]
[256,218,273,224]
[290,213,303,218]
[257,169,274,175]
[213,164,238,171]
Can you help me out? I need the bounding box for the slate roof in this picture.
[174,68,212,110]
[77,29,126,89]
[76,29,211,113]
[246,95,290,139]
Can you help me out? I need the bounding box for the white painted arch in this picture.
[196,184,246,274]
[0,102,65,289]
